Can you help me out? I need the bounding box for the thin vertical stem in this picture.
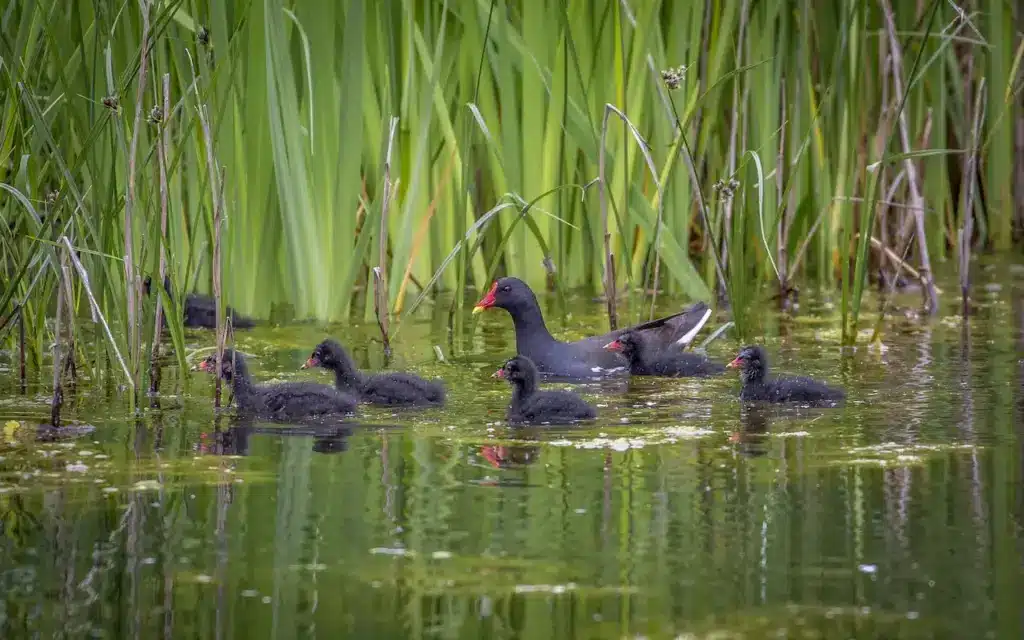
[150,73,171,395]
[375,116,399,358]
[18,307,26,394]
[198,83,224,405]
[960,79,986,315]
[598,106,618,330]
[879,0,939,313]
[52,255,65,428]
[125,0,152,395]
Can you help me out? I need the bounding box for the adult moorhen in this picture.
[302,339,446,407]
[197,349,357,419]
[144,275,256,329]
[473,277,713,378]
[603,330,725,377]
[727,345,845,406]
[493,355,597,425]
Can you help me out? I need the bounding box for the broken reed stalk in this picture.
[213,167,226,407]
[124,0,153,392]
[62,235,133,384]
[374,116,399,358]
[59,242,77,387]
[959,78,986,316]
[18,307,25,393]
[150,73,171,395]
[858,234,944,295]
[879,0,938,314]
[51,248,74,427]
[196,73,225,406]
[597,105,618,330]
[52,263,64,428]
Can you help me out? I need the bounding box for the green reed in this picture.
[1,0,1021,390]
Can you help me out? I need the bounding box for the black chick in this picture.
[303,339,446,407]
[727,345,845,406]
[603,330,725,377]
[144,275,256,329]
[494,356,597,425]
[197,349,357,419]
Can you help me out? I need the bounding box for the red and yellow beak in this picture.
[197,359,211,372]
[472,281,498,314]
[726,356,743,368]
[491,367,506,379]
[603,339,624,352]
[301,356,319,370]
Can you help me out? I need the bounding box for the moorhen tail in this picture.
[727,345,845,406]
[493,356,597,425]
[603,330,725,377]
[473,277,713,379]
[197,349,357,419]
[303,339,446,407]
[144,275,256,329]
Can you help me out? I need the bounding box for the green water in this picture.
[1,264,1022,639]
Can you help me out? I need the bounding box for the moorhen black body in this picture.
[144,275,256,329]
[727,345,845,406]
[494,356,597,425]
[473,277,713,379]
[303,339,446,407]
[197,349,357,419]
[603,330,725,377]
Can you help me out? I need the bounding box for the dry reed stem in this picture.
[859,234,944,295]
[597,106,618,330]
[62,236,133,384]
[394,148,457,314]
[375,117,399,356]
[52,252,64,428]
[880,0,939,314]
[124,0,152,388]
[18,308,26,393]
[197,93,224,406]
[960,79,986,312]
[150,73,171,395]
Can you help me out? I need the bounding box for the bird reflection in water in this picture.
[479,443,542,469]
[195,420,361,456]
[730,406,772,457]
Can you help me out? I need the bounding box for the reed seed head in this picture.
[661,65,687,90]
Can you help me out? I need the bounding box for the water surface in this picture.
[1,264,1022,638]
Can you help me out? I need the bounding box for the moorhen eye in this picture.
[195,349,358,420]
[302,339,446,407]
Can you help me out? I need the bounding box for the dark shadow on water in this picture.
[203,417,407,456]
[731,406,771,457]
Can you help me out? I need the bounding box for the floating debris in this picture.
[370,547,413,557]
